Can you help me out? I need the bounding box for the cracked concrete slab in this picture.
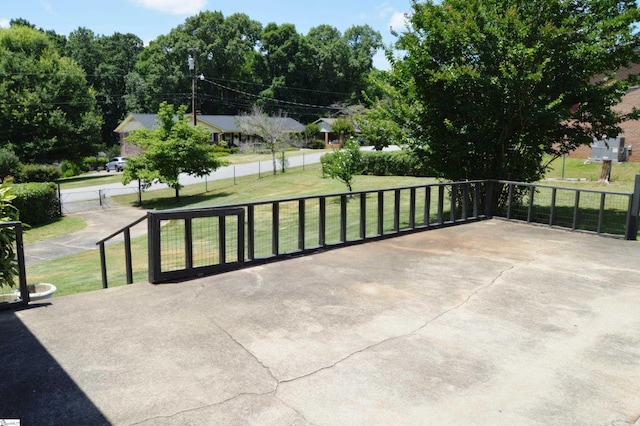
[2,220,640,425]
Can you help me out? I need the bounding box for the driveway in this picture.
[2,220,640,425]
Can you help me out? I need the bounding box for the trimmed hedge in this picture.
[11,183,61,226]
[306,139,325,150]
[360,150,429,177]
[14,164,62,183]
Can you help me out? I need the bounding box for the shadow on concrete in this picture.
[0,306,109,425]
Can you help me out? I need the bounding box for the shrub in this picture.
[0,149,21,184]
[11,183,61,226]
[0,186,20,288]
[61,160,86,178]
[360,150,429,177]
[83,156,108,171]
[306,139,325,150]
[15,164,61,183]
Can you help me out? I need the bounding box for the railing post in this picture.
[298,199,305,250]
[15,223,29,304]
[340,195,347,242]
[124,229,133,284]
[626,174,640,240]
[359,193,367,239]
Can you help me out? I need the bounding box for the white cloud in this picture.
[376,3,395,19]
[0,18,10,28]
[130,0,208,15]
[389,11,409,32]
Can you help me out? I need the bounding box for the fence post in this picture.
[626,174,640,240]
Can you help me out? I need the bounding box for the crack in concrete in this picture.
[169,265,514,425]
[277,264,515,386]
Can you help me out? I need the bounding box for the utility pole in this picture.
[188,49,197,126]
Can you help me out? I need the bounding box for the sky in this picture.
[0,0,413,69]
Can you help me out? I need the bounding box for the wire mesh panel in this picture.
[324,195,343,245]
[277,200,301,254]
[251,203,274,259]
[159,219,186,272]
[148,207,244,283]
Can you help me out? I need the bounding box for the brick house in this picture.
[114,113,305,155]
[569,63,640,162]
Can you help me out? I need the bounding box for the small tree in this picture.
[0,149,21,183]
[322,138,362,192]
[123,102,226,200]
[304,123,320,145]
[331,118,354,145]
[236,106,294,176]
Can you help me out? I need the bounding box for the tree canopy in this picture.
[387,0,640,183]
[0,25,102,163]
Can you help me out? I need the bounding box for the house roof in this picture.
[313,118,337,133]
[115,113,305,134]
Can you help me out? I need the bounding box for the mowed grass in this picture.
[542,155,640,192]
[27,165,437,297]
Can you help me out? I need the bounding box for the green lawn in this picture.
[543,155,640,192]
[27,166,436,296]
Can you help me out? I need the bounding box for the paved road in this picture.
[60,151,327,203]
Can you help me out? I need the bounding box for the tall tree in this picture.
[0,25,102,163]
[388,0,640,183]
[133,11,262,115]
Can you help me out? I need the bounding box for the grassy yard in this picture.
[27,166,437,296]
[542,155,640,192]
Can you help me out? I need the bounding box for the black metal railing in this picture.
[96,176,640,287]
[491,177,640,239]
[0,221,29,309]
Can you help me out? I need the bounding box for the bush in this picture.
[306,139,325,150]
[360,150,429,177]
[83,156,108,171]
[11,183,61,226]
[0,149,21,184]
[14,164,61,183]
[0,186,20,288]
[61,160,86,178]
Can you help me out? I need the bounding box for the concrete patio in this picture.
[1,220,640,425]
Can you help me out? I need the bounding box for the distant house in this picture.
[312,117,361,148]
[313,118,340,147]
[569,62,640,162]
[114,113,305,156]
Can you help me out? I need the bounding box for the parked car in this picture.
[106,156,127,172]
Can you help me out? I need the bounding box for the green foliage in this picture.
[330,118,355,144]
[15,164,62,183]
[0,25,102,163]
[0,149,22,184]
[0,186,19,288]
[321,138,363,191]
[304,123,320,142]
[360,150,429,177]
[123,102,226,199]
[60,160,86,178]
[11,182,60,226]
[83,156,108,171]
[389,0,640,183]
[307,139,326,150]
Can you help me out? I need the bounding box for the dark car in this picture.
[106,156,127,172]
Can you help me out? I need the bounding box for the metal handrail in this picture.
[96,214,147,288]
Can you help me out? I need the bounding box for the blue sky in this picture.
[0,0,413,69]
